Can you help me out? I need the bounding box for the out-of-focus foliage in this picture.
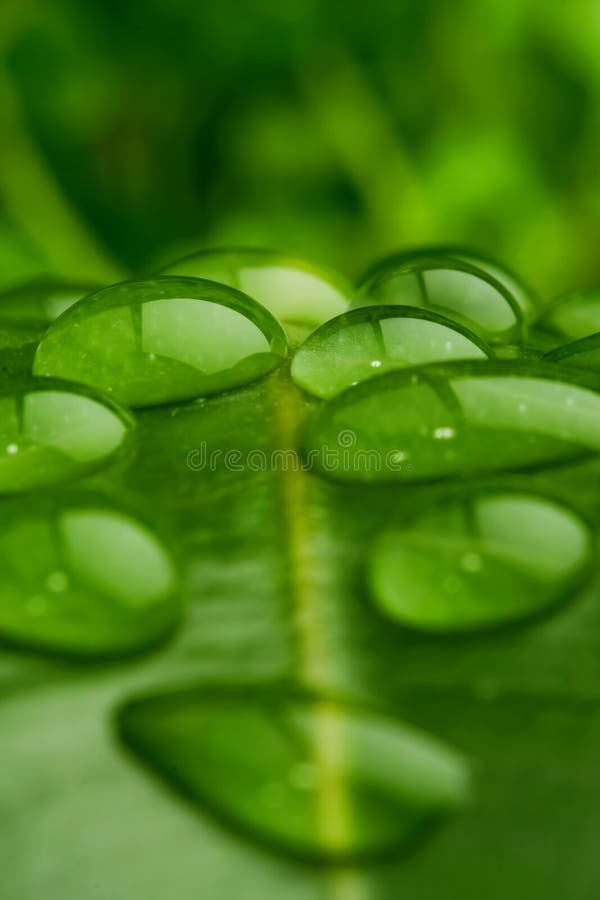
[1,1,600,297]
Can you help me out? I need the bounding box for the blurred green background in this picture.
[1,0,600,297]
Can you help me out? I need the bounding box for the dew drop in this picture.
[0,377,132,492]
[291,307,490,399]
[368,491,592,633]
[118,688,469,862]
[33,278,288,408]
[158,249,351,330]
[0,497,181,658]
[302,360,600,482]
[352,249,524,341]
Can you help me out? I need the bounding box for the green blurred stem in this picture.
[0,61,125,282]
[300,55,434,249]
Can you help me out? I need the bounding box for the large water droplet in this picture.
[352,249,523,341]
[291,306,491,398]
[33,278,288,408]
[302,360,600,482]
[0,496,181,657]
[368,491,592,633]
[118,687,469,862]
[0,378,132,492]
[158,249,351,328]
[534,288,600,345]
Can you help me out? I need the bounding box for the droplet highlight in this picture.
[0,497,180,657]
[291,307,491,398]
[33,278,288,408]
[368,491,592,633]
[118,688,469,862]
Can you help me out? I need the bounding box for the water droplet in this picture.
[302,360,600,482]
[158,249,351,330]
[368,491,592,633]
[535,288,600,344]
[291,307,490,399]
[0,496,181,658]
[118,688,469,862]
[33,278,288,409]
[352,249,524,341]
[0,377,132,492]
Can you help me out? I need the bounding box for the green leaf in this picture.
[3,355,600,900]
[535,288,600,343]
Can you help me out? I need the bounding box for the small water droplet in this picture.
[0,497,181,658]
[0,378,132,492]
[119,688,469,862]
[291,307,490,399]
[33,278,288,409]
[368,490,592,633]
